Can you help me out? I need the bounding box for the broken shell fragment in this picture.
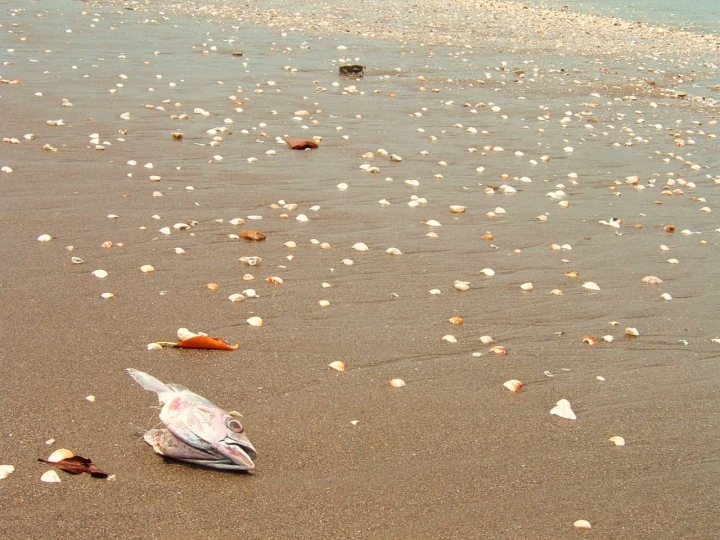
[239,256,262,266]
[100,292,115,299]
[609,436,626,446]
[503,380,523,392]
[329,360,346,372]
[0,465,14,480]
[550,399,576,420]
[206,283,220,290]
[389,379,406,388]
[573,520,592,530]
[41,470,61,483]
[551,289,564,296]
[625,327,640,336]
[246,316,263,327]
[565,270,579,278]
[582,335,599,345]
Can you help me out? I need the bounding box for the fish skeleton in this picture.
[127,368,257,470]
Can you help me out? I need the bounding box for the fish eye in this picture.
[226,418,245,433]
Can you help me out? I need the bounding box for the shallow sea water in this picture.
[1,0,719,538]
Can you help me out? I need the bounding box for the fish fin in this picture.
[127,368,173,395]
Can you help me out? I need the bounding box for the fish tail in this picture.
[126,368,172,394]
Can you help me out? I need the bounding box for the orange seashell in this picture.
[448,316,464,325]
[565,270,579,278]
[286,137,318,150]
[175,336,239,351]
[490,345,507,356]
[664,224,675,233]
[171,132,183,140]
[239,229,266,241]
[582,335,599,345]
[206,283,220,290]
[266,276,284,284]
[481,233,494,241]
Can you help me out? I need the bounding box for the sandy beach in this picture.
[1,0,719,537]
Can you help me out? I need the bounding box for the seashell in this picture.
[284,241,297,248]
[503,380,523,392]
[573,520,591,530]
[329,360,346,372]
[296,214,309,222]
[664,224,675,232]
[0,465,15,480]
[71,257,83,264]
[228,293,245,303]
[266,276,283,284]
[449,205,466,213]
[668,258,679,265]
[596,376,606,381]
[177,328,201,340]
[561,244,572,251]
[582,335,599,345]
[449,316,464,325]
[479,336,494,344]
[660,293,673,301]
[341,259,354,266]
[102,241,113,249]
[174,247,186,255]
[480,268,495,277]
[520,282,533,291]
[425,220,442,227]
[582,282,600,291]
[389,379,406,388]
[385,247,402,255]
[229,218,246,226]
[550,399,576,420]
[429,289,441,295]
[602,335,614,343]
[159,227,171,235]
[642,276,662,284]
[494,207,506,214]
[454,280,470,291]
[551,289,563,296]
[319,243,331,250]
[147,342,163,350]
[625,327,640,336]
[86,395,96,402]
[47,448,75,463]
[558,200,570,208]
[173,223,190,230]
[352,243,369,252]
[481,233,494,241]
[490,345,507,356]
[565,270,579,278]
[140,265,155,273]
[171,132,183,140]
[206,283,220,290]
[337,183,349,191]
[37,234,52,242]
[442,335,458,343]
[239,256,261,266]
[426,232,438,238]
[92,269,108,279]
[41,470,61,483]
[246,316,263,327]
[242,289,257,298]
[609,436,625,446]
[318,300,330,307]
[100,292,114,299]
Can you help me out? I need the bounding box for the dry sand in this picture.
[1,0,719,538]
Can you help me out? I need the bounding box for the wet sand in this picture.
[1,0,719,538]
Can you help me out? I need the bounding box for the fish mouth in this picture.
[222,437,257,468]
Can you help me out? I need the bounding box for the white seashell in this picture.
[266,276,283,284]
[625,327,640,336]
[1,166,13,173]
[426,232,439,238]
[642,276,662,284]
[442,335,458,343]
[449,205,466,213]
[322,282,332,288]
[174,247,186,255]
[454,280,470,291]
[86,395,95,402]
[147,342,163,350]
[389,379,406,388]
[246,316,263,327]
[386,247,402,255]
[596,376,606,382]
[47,448,75,463]
[71,257,83,264]
[660,245,669,251]
[404,179,420,187]
[173,223,190,230]
[478,336,494,344]
[602,335,614,343]
[520,282,533,291]
[561,244,572,251]
[582,282,600,291]
[390,154,402,162]
[159,227,171,235]
[341,259,354,266]
[0,465,15,480]
[239,256,261,266]
[37,234,52,242]
[480,268,495,277]
[247,215,262,221]
[140,265,155,273]
[660,293,673,301]
[503,380,523,392]
[318,300,330,307]
[337,183,349,191]
[329,360,346,372]
[92,269,108,279]
[609,436,625,446]
[41,470,61,483]
[352,243,369,252]
[550,399,576,420]
[379,199,391,206]
[229,218,246,226]
[429,289,442,295]
[494,207,506,214]
[680,229,693,236]
[100,292,114,299]
[501,185,516,194]
[284,241,297,248]
[551,289,563,296]
[296,214,309,222]
[177,328,200,340]
[573,520,591,530]
[425,220,442,227]
[667,258,679,265]
[242,289,257,298]
[228,293,245,302]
